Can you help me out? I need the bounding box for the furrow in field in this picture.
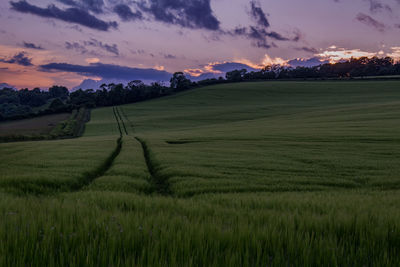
[112,107,123,137]
[119,106,135,133]
[71,136,123,191]
[135,137,172,196]
[117,106,172,196]
[115,107,128,135]
[119,106,169,195]
[70,107,124,191]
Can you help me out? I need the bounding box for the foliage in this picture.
[242,56,400,80]
[170,72,192,90]
[2,56,400,122]
[225,68,248,82]
[49,85,69,99]
[0,108,89,142]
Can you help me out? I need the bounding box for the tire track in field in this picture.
[134,137,172,195]
[119,106,135,134]
[71,107,124,191]
[118,106,172,196]
[114,107,128,135]
[5,107,124,195]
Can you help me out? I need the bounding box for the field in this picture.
[0,108,90,143]
[0,113,70,136]
[0,81,400,266]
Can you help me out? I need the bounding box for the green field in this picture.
[0,113,70,137]
[0,108,90,143]
[1,81,400,266]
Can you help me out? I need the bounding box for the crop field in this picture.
[0,113,70,137]
[0,81,400,266]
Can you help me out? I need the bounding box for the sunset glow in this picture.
[0,0,399,89]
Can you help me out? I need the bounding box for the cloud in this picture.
[184,68,204,77]
[227,1,298,50]
[228,27,271,49]
[184,61,261,79]
[210,62,258,72]
[113,4,143,21]
[387,47,400,61]
[65,39,119,56]
[0,83,16,90]
[163,54,177,59]
[363,0,392,13]
[294,46,318,53]
[288,57,329,68]
[65,41,88,53]
[266,31,290,41]
[333,0,392,13]
[57,0,104,14]
[261,54,288,66]
[84,38,119,56]
[39,62,172,81]
[249,1,270,28]
[317,46,377,62]
[10,0,118,31]
[356,13,386,32]
[228,26,295,50]
[23,42,44,50]
[85,57,100,64]
[0,51,33,66]
[136,0,220,30]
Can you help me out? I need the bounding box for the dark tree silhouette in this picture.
[170,72,192,91]
[1,56,400,121]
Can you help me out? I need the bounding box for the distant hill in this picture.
[73,78,162,91]
[72,62,259,90]
[0,83,16,90]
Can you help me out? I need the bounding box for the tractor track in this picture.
[114,107,128,135]
[135,137,172,196]
[117,106,172,196]
[4,106,172,196]
[69,107,124,191]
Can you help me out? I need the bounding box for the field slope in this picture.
[0,81,400,266]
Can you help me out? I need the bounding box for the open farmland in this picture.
[0,81,400,266]
[0,113,70,137]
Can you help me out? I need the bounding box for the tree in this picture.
[170,72,192,90]
[49,86,69,99]
[226,69,247,82]
[127,80,145,89]
[49,98,67,112]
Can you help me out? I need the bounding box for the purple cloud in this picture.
[40,62,172,81]
[356,13,386,32]
[10,0,117,31]
[0,51,33,66]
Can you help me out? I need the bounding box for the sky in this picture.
[0,0,400,89]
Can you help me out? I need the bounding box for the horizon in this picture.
[1,0,400,89]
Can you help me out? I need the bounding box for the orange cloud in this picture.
[203,62,224,74]
[85,57,100,64]
[184,68,204,77]
[0,62,94,89]
[317,47,377,63]
[154,65,165,71]
[184,56,287,77]
[387,47,400,62]
[260,55,289,67]
[0,44,95,89]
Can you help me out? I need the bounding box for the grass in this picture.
[0,108,90,142]
[0,113,70,136]
[0,81,400,265]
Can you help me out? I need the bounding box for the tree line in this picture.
[1,56,399,121]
